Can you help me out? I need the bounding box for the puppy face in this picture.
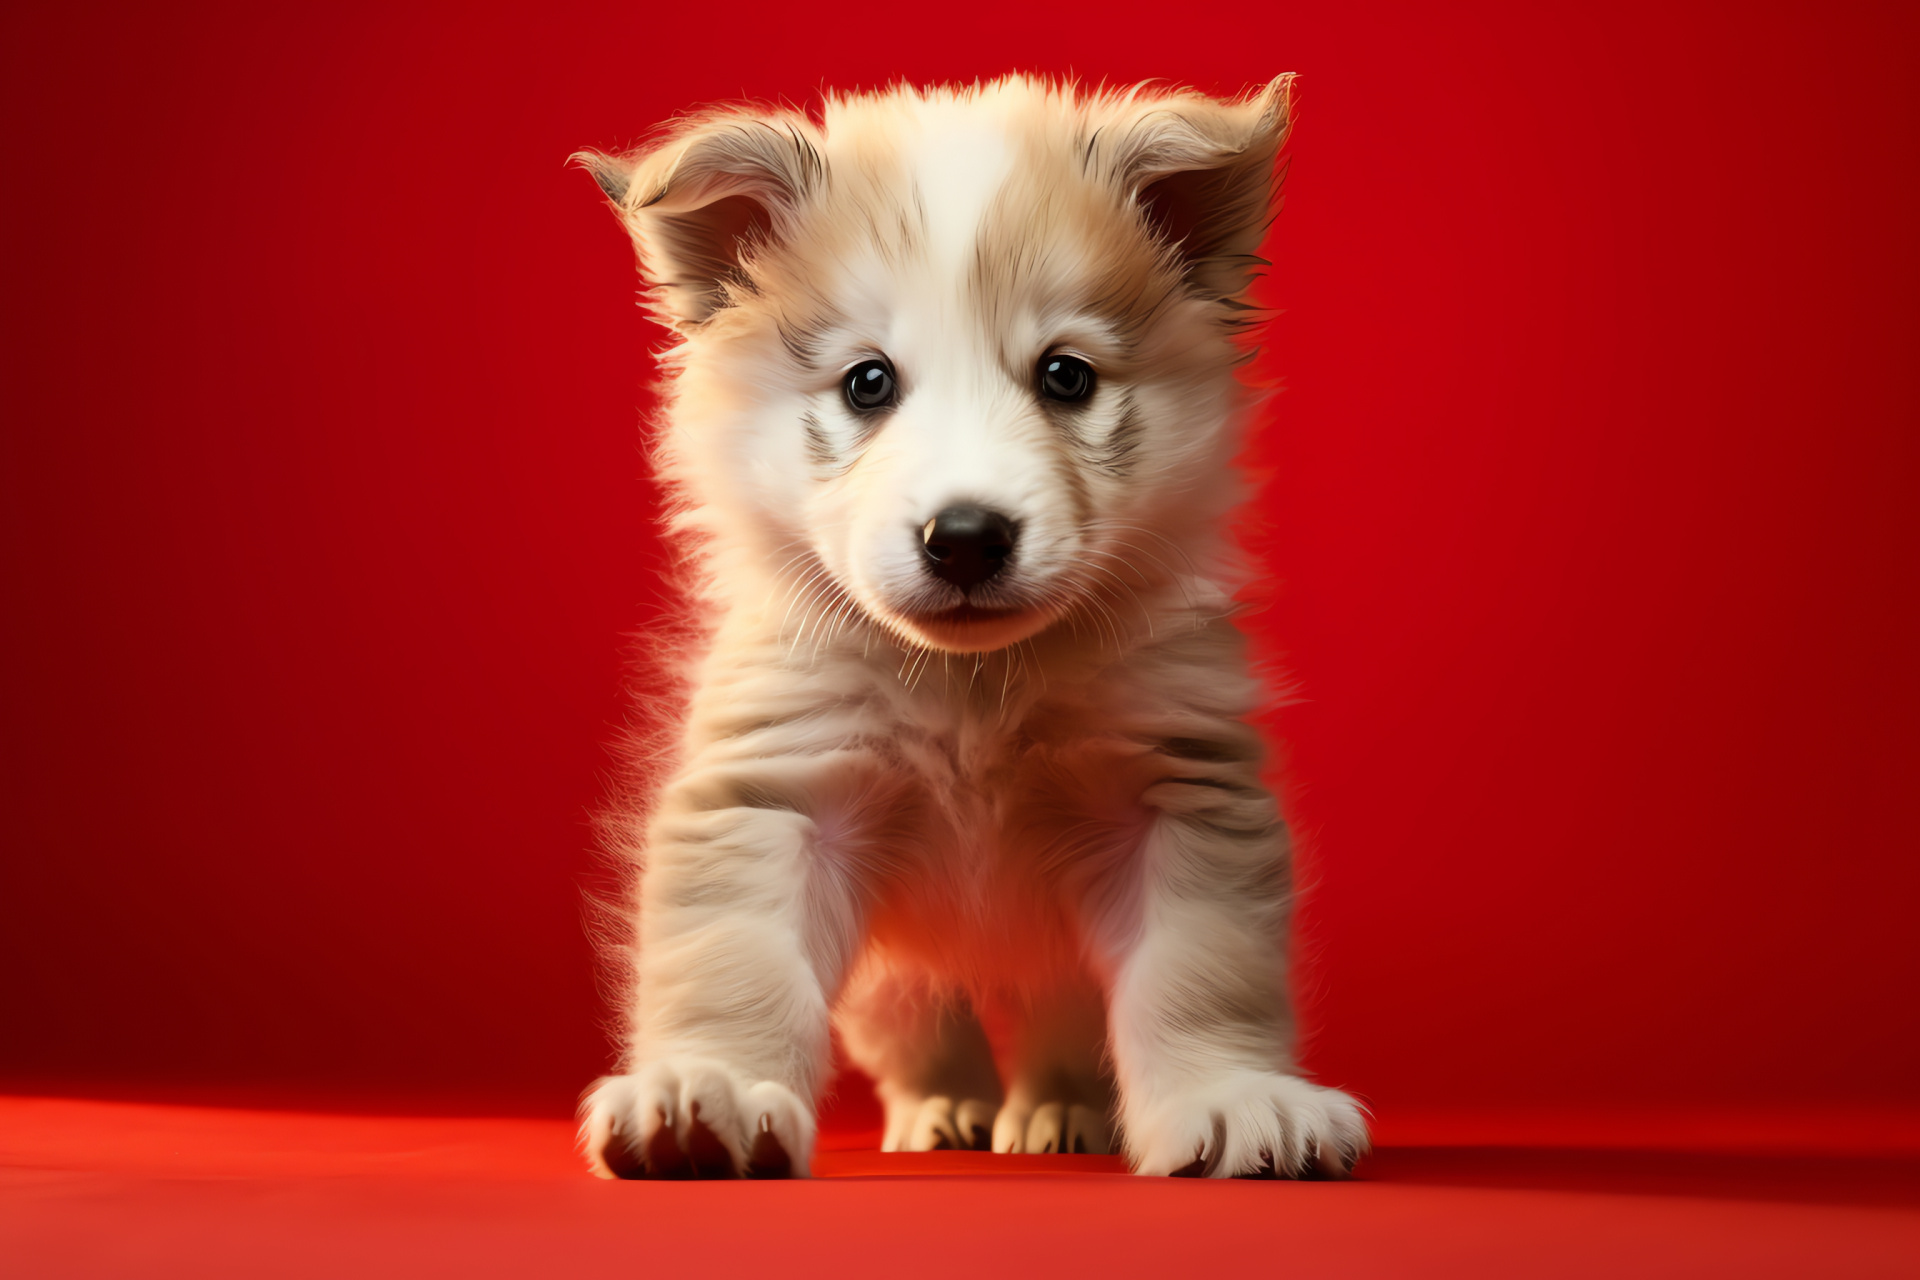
[584,79,1289,653]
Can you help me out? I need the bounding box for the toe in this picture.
[909,1096,961,1152]
[643,1108,693,1178]
[1234,1150,1279,1180]
[746,1117,792,1178]
[578,1080,629,1180]
[743,1080,815,1177]
[955,1098,996,1151]
[1163,1114,1227,1178]
[1025,1102,1067,1154]
[683,1106,739,1179]
[991,1105,1030,1154]
[675,1066,746,1174]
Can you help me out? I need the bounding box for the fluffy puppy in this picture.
[574,75,1367,1179]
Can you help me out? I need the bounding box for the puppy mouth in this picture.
[911,603,1026,625]
[890,599,1051,653]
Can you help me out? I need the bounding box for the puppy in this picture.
[574,76,1367,1179]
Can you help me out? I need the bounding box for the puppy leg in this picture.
[1104,789,1369,1178]
[580,791,862,1180]
[989,979,1115,1155]
[836,954,1002,1152]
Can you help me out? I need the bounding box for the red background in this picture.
[2,0,1915,1124]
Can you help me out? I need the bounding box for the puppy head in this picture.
[581,77,1290,654]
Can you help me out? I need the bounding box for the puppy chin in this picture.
[888,603,1052,654]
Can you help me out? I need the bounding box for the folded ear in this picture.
[574,110,824,327]
[1099,75,1294,302]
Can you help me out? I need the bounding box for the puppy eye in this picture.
[1039,354,1095,403]
[844,359,898,414]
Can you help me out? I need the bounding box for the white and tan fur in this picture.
[574,76,1368,1179]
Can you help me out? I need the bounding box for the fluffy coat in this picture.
[574,75,1368,1179]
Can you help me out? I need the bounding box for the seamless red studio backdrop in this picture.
[1,0,1915,1117]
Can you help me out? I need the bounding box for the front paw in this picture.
[1125,1071,1369,1178]
[579,1059,815,1180]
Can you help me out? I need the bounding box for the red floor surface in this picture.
[5,1097,1918,1278]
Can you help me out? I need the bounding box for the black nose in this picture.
[921,505,1018,590]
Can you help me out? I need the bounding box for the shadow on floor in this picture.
[1360,1146,1920,1209]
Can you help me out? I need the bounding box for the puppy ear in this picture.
[1103,75,1294,301]
[574,111,824,327]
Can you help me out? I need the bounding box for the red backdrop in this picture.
[2,0,1915,1120]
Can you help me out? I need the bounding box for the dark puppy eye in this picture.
[1039,354,1095,403]
[844,359,897,413]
